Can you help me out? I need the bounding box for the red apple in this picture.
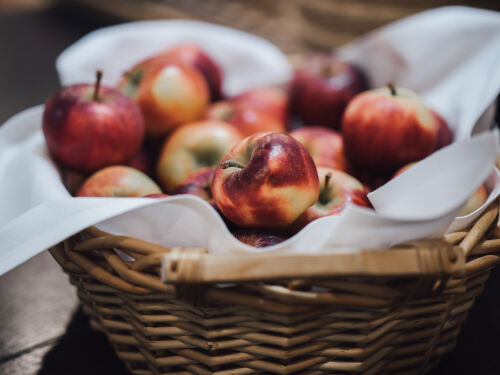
[291,54,368,129]
[173,166,216,206]
[60,167,88,196]
[77,166,162,197]
[160,43,223,101]
[432,109,454,150]
[458,184,488,216]
[232,229,287,248]
[126,148,153,177]
[156,120,244,193]
[289,126,350,172]
[233,87,289,124]
[119,60,209,137]
[43,71,145,173]
[342,84,438,175]
[211,132,320,228]
[299,167,370,225]
[205,101,286,137]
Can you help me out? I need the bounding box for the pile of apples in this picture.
[42,44,487,247]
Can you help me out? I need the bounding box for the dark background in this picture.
[1,2,500,374]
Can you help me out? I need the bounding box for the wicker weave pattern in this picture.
[49,200,500,375]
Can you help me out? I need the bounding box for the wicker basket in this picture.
[47,197,500,375]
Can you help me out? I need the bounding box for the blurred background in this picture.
[1,0,499,124]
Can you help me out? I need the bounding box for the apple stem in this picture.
[319,172,333,205]
[220,160,245,170]
[387,82,397,96]
[93,70,103,101]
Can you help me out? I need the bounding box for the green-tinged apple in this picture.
[173,166,216,207]
[212,132,320,228]
[43,71,145,173]
[205,101,286,137]
[342,84,438,175]
[156,120,244,193]
[289,126,350,172]
[119,60,209,137]
[291,54,368,129]
[77,166,162,197]
[233,87,289,124]
[298,167,370,225]
[232,229,287,248]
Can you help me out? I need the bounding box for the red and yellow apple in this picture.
[342,84,438,175]
[119,60,209,137]
[289,126,350,172]
[77,166,162,197]
[291,54,368,129]
[205,101,286,137]
[299,167,370,225]
[43,71,145,173]
[160,43,223,101]
[156,120,244,193]
[211,132,320,228]
[233,86,289,124]
[173,166,216,206]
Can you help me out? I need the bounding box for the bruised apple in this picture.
[156,120,243,193]
[77,166,162,197]
[212,132,319,228]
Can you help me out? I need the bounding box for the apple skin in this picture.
[161,44,223,101]
[289,126,350,172]
[458,184,488,216]
[299,167,370,225]
[212,132,320,228]
[43,84,145,173]
[233,87,289,125]
[156,120,244,193]
[173,166,216,206]
[291,54,368,129]
[232,229,287,248]
[119,61,210,137]
[76,166,162,197]
[205,101,286,137]
[60,167,88,196]
[126,148,153,177]
[432,109,454,150]
[342,85,438,175]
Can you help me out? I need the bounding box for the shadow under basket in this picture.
[49,199,500,375]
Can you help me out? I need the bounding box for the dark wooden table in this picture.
[1,4,500,375]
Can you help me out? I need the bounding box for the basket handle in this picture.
[162,240,464,283]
